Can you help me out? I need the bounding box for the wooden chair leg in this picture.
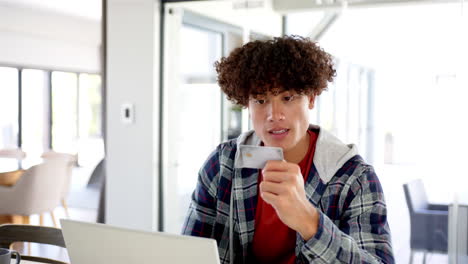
[39,214,44,226]
[50,211,57,227]
[62,198,70,218]
[22,216,31,255]
[9,215,22,251]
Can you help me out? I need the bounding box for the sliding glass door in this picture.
[162,8,243,233]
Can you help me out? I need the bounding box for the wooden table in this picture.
[0,170,24,186]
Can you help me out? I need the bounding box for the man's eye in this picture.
[284,96,294,102]
[255,99,265,104]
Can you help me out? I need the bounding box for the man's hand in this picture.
[260,160,319,240]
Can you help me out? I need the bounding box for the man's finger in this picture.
[260,181,288,195]
[261,191,279,206]
[262,171,295,183]
[263,160,299,174]
[263,160,288,171]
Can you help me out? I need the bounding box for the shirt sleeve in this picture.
[299,166,395,264]
[181,147,220,238]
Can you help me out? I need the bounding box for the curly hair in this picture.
[215,35,336,106]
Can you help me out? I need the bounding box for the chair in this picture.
[0,224,68,264]
[0,148,26,170]
[403,179,449,264]
[0,159,69,227]
[0,169,25,187]
[0,148,26,160]
[41,151,78,218]
[87,159,105,223]
[87,158,104,189]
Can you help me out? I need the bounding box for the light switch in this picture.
[121,103,134,124]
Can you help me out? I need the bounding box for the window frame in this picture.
[0,64,103,162]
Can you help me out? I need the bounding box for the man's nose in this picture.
[267,100,285,122]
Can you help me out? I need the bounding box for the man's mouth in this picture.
[269,129,289,134]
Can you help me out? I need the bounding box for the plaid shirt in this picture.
[182,128,394,264]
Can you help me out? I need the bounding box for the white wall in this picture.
[106,0,160,231]
[0,3,101,72]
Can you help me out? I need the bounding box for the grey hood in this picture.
[235,124,358,183]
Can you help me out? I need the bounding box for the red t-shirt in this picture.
[252,130,318,264]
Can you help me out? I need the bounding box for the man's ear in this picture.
[308,94,316,109]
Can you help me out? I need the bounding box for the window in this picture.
[21,69,48,163]
[51,71,104,166]
[0,67,19,149]
[0,65,103,168]
[51,71,79,154]
[78,73,103,166]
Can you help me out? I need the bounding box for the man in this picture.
[182,35,394,264]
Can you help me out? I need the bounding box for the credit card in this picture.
[235,145,284,169]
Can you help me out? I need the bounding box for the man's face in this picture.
[248,90,315,155]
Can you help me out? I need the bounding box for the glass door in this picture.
[162,8,243,233]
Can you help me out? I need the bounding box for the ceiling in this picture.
[0,0,102,20]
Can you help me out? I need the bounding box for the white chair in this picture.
[0,148,26,159]
[41,151,77,218]
[0,159,69,227]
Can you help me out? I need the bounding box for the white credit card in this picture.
[235,145,284,169]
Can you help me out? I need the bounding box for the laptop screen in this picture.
[61,219,220,264]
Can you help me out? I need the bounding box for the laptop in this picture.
[60,219,221,264]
